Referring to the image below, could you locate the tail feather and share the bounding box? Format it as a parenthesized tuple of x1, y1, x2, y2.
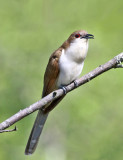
(25, 110, 48, 155)
(25, 95, 65, 155)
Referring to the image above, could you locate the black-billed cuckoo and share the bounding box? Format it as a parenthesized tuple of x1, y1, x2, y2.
(25, 30, 94, 155)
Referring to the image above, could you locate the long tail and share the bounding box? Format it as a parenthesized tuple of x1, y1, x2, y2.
(25, 110, 48, 155)
(25, 95, 65, 155)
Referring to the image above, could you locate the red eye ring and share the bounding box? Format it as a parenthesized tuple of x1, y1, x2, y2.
(75, 34, 81, 38)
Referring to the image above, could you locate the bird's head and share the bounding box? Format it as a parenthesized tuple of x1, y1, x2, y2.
(68, 30, 94, 44)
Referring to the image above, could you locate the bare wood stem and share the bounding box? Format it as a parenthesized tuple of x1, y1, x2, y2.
(0, 126, 17, 133)
(0, 52, 123, 131)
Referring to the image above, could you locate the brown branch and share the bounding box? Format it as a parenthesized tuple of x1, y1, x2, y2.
(0, 52, 123, 131)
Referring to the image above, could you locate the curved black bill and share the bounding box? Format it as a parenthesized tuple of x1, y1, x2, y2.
(81, 34, 94, 39)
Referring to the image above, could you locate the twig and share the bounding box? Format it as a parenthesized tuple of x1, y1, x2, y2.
(0, 126, 17, 133)
(0, 52, 123, 131)
(115, 64, 123, 68)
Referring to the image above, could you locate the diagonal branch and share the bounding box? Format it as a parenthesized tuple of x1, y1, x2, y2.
(0, 52, 123, 131)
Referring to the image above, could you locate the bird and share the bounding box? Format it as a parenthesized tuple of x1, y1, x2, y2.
(25, 30, 94, 155)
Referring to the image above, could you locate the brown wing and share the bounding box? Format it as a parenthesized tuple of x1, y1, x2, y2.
(25, 49, 64, 155)
(42, 48, 62, 97)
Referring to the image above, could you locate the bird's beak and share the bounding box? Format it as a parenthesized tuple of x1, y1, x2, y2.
(82, 34, 94, 39)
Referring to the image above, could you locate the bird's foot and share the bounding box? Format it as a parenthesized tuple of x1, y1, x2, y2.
(59, 80, 79, 95)
(73, 80, 79, 87)
(60, 86, 67, 95)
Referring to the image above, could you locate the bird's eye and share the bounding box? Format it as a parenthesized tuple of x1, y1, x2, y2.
(75, 34, 81, 38)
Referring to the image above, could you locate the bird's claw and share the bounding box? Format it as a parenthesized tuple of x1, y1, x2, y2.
(60, 86, 67, 94)
(73, 80, 79, 87)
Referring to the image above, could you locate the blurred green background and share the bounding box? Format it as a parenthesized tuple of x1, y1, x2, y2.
(0, 0, 123, 160)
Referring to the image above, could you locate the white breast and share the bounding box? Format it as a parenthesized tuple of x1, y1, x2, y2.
(57, 39, 88, 87)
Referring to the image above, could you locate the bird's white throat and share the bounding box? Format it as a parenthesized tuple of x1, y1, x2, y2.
(57, 40, 89, 87)
(66, 39, 88, 62)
